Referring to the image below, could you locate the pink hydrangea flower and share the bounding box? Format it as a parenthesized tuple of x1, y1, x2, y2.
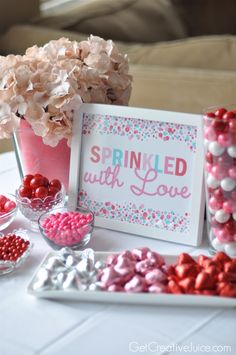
(0, 36, 132, 147)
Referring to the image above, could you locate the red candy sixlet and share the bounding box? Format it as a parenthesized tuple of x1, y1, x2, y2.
(0, 234, 30, 262)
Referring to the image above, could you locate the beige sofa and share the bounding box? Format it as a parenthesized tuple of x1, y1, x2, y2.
(1, 0, 236, 152)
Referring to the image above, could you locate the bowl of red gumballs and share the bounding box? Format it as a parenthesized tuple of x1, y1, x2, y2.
(0, 229, 33, 275)
(38, 206, 94, 250)
(0, 194, 17, 231)
(16, 173, 65, 231)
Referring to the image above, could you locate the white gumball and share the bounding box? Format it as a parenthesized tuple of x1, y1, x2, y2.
(208, 141, 225, 156)
(215, 209, 230, 223)
(227, 145, 236, 158)
(207, 174, 220, 189)
(204, 139, 209, 150)
(233, 212, 236, 221)
(224, 242, 236, 257)
(208, 206, 216, 215)
(211, 237, 225, 251)
(220, 177, 236, 191)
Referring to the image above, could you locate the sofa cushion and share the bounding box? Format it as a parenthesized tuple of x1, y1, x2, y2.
(120, 35, 236, 71)
(129, 64, 236, 113)
(36, 0, 186, 43)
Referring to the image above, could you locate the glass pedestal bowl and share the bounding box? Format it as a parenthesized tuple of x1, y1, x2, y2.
(38, 206, 94, 250)
(16, 187, 65, 231)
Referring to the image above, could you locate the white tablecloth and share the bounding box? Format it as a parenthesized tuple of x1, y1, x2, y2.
(0, 151, 235, 355)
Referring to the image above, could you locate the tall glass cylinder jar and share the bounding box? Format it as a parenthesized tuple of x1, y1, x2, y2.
(204, 105, 236, 257)
(12, 120, 71, 192)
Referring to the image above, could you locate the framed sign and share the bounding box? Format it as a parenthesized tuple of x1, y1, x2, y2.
(68, 104, 205, 246)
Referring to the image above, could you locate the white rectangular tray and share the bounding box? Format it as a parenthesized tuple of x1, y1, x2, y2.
(27, 252, 236, 307)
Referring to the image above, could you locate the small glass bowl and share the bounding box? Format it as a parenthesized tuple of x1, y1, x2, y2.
(15, 186, 65, 231)
(38, 206, 94, 250)
(0, 229, 33, 276)
(0, 194, 18, 231)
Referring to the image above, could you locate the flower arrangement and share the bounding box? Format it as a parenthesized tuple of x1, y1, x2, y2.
(0, 36, 132, 147)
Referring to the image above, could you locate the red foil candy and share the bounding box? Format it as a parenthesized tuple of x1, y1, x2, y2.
(100, 249, 236, 298)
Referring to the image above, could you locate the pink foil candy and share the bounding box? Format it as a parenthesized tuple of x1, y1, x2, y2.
(115, 256, 135, 272)
(106, 254, 118, 266)
(148, 283, 168, 293)
(145, 269, 167, 285)
(132, 247, 150, 261)
(100, 267, 121, 287)
(135, 259, 155, 275)
(107, 285, 124, 292)
(119, 250, 136, 261)
(146, 251, 165, 267)
(124, 275, 147, 292)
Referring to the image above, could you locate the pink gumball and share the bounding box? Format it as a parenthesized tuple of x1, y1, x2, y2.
(4, 200, 16, 212)
(215, 228, 233, 243)
(205, 162, 212, 173)
(222, 200, 236, 214)
(204, 126, 217, 141)
(209, 196, 222, 211)
(218, 133, 233, 147)
(211, 165, 227, 180)
(228, 166, 236, 179)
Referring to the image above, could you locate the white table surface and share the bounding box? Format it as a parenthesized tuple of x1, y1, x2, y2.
(0, 151, 235, 355)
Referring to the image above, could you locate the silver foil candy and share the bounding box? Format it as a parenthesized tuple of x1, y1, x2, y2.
(31, 248, 106, 292)
(32, 268, 56, 291)
(44, 256, 67, 273)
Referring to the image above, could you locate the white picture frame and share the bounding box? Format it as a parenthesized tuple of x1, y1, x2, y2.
(68, 103, 205, 246)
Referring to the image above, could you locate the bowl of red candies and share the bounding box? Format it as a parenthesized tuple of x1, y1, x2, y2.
(0, 229, 33, 275)
(0, 194, 17, 231)
(38, 206, 94, 250)
(16, 173, 65, 231)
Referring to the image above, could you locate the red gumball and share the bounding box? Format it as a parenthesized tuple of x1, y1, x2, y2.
(48, 186, 59, 197)
(19, 186, 32, 198)
(223, 111, 235, 121)
(205, 111, 216, 118)
(50, 179, 62, 191)
(229, 119, 236, 133)
(211, 119, 227, 132)
(30, 176, 44, 189)
(215, 108, 227, 118)
(41, 177, 49, 187)
(35, 186, 48, 199)
(23, 174, 34, 187)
